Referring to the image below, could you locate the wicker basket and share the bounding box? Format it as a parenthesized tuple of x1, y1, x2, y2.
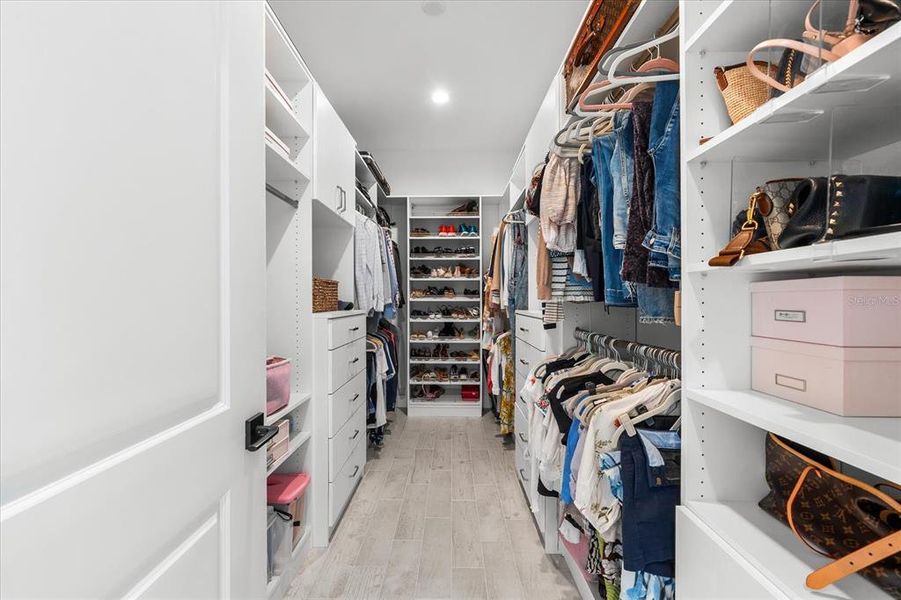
(312, 277, 338, 313)
(714, 61, 778, 125)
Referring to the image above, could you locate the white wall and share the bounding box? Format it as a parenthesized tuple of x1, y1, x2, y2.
(367, 148, 513, 197)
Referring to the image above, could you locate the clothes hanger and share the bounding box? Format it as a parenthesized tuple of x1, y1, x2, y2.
(578, 60, 679, 113)
(612, 384, 681, 445)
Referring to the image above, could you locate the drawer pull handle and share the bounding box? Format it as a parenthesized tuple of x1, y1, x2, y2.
(350, 429, 360, 440)
(350, 465, 360, 478)
(519, 468, 529, 482)
(519, 358, 528, 365)
(518, 433, 527, 443)
(518, 327, 529, 333)
(351, 357, 360, 364)
(351, 393, 360, 402)
(350, 326, 360, 332)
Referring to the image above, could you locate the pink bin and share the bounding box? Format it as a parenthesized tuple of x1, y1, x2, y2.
(267, 472, 310, 547)
(266, 356, 291, 416)
(751, 336, 901, 416)
(751, 276, 901, 347)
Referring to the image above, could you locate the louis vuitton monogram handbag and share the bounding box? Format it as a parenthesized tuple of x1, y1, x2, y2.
(759, 433, 901, 597)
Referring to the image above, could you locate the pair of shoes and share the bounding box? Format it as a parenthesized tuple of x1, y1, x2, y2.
(438, 225, 460, 237)
(411, 228, 431, 237)
(448, 200, 479, 216)
(410, 265, 431, 278)
(457, 224, 478, 236)
(463, 288, 479, 297)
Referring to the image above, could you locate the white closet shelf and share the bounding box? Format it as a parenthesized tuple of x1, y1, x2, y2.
(354, 151, 386, 198)
(682, 501, 882, 600)
(266, 140, 309, 187)
(410, 297, 480, 302)
(355, 188, 376, 213)
(410, 256, 480, 261)
(685, 232, 901, 274)
(265, 8, 310, 98)
(411, 277, 481, 282)
(686, 389, 901, 483)
(265, 392, 312, 425)
(266, 431, 312, 477)
(685, 0, 810, 54)
(409, 236, 479, 240)
(265, 79, 308, 141)
(410, 318, 480, 323)
(409, 359, 480, 365)
(687, 25, 901, 163)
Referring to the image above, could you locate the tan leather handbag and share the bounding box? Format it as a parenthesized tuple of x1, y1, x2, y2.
(760, 433, 901, 596)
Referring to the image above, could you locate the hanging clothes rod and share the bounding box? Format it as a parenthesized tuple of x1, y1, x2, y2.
(573, 327, 681, 376)
(265, 183, 299, 209)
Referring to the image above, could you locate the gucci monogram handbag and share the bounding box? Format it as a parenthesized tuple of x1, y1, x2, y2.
(759, 433, 901, 596)
(708, 178, 804, 266)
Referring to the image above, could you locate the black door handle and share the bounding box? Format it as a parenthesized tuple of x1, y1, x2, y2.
(245, 413, 279, 451)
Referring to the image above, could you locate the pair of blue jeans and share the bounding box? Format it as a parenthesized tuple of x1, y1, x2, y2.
(507, 218, 528, 328)
(611, 111, 635, 250)
(643, 81, 681, 282)
(593, 134, 635, 306)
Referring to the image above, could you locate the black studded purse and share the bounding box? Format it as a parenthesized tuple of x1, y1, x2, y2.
(778, 175, 901, 249)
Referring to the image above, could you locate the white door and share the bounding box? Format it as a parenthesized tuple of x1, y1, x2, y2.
(313, 83, 356, 224)
(0, 2, 266, 598)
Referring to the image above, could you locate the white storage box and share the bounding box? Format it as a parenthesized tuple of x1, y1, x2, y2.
(751, 336, 901, 416)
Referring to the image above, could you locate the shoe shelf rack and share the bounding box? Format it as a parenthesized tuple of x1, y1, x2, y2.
(406, 196, 484, 417)
(679, 3, 900, 599)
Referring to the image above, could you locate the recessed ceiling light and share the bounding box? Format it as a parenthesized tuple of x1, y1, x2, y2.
(431, 89, 450, 105)
(421, 1, 446, 16)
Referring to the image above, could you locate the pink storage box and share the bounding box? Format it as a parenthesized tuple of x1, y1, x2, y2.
(751, 336, 901, 416)
(267, 473, 310, 547)
(266, 419, 290, 468)
(751, 276, 901, 347)
(266, 356, 292, 415)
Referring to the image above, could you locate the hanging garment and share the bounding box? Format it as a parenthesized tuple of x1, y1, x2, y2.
(576, 155, 605, 301)
(496, 332, 515, 435)
(592, 134, 635, 307)
(541, 153, 580, 253)
(623, 100, 676, 324)
(643, 81, 681, 283)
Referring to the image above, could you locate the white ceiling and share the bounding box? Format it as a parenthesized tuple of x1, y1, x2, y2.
(270, 0, 587, 195)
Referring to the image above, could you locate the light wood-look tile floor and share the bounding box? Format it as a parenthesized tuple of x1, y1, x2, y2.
(287, 410, 579, 600)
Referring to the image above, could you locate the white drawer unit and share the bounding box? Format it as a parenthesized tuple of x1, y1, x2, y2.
(326, 313, 366, 350)
(515, 336, 544, 380)
(328, 435, 365, 526)
(514, 312, 545, 352)
(327, 336, 366, 393)
(514, 400, 529, 446)
(328, 403, 365, 481)
(311, 311, 367, 547)
(328, 369, 365, 437)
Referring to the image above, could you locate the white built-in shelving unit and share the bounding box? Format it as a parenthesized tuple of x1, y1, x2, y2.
(678, 2, 901, 598)
(406, 196, 485, 417)
(263, 5, 315, 599)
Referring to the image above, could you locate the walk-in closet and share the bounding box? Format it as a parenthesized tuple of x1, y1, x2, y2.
(2, 1, 900, 599)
